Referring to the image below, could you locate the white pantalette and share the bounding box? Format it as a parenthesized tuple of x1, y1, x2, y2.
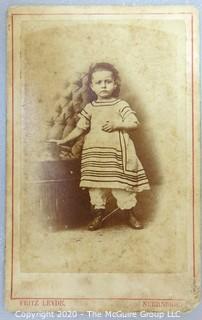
(89, 188, 137, 210)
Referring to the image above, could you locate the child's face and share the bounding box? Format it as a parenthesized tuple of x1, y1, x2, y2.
(90, 70, 117, 100)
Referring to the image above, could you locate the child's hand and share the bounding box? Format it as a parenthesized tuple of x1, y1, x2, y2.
(59, 147, 72, 160)
(102, 120, 118, 132)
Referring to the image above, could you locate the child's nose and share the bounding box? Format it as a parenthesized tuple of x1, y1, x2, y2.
(101, 81, 106, 88)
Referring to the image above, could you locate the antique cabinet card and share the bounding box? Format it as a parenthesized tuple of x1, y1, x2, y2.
(6, 5, 200, 313)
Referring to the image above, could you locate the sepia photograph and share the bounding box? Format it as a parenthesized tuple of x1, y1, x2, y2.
(5, 5, 200, 312)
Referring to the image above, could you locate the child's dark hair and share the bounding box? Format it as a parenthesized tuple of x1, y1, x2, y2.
(87, 62, 121, 101)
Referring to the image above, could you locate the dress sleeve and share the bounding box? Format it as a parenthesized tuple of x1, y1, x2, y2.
(119, 102, 140, 124)
(76, 104, 92, 131)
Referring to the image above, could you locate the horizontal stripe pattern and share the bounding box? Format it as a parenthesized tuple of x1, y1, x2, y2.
(80, 146, 150, 191)
(81, 171, 148, 183)
(80, 177, 150, 189)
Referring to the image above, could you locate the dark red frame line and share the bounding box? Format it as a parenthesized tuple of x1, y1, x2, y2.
(191, 14, 196, 280)
(11, 297, 185, 301)
(11, 12, 192, 15)
(11, 13, 15, 300)
(10, 12, 195, 301)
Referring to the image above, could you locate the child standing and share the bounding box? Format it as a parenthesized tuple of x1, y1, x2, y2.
(50, 62, 150, 230)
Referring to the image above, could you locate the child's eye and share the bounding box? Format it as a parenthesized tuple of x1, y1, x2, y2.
(106, 80, 112, 84)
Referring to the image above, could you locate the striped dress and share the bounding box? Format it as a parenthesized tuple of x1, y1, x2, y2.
(77, 98, 150, 192)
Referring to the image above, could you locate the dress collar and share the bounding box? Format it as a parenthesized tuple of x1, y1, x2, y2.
(91, 98, 121, 107)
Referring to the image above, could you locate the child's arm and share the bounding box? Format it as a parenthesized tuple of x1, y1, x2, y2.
(102, 118, 138, 133)
(49, 127, 85, 145)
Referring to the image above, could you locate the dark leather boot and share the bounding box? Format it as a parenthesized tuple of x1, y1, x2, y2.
(88, 209, 105, 231)
(125, 208, 143, 229)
